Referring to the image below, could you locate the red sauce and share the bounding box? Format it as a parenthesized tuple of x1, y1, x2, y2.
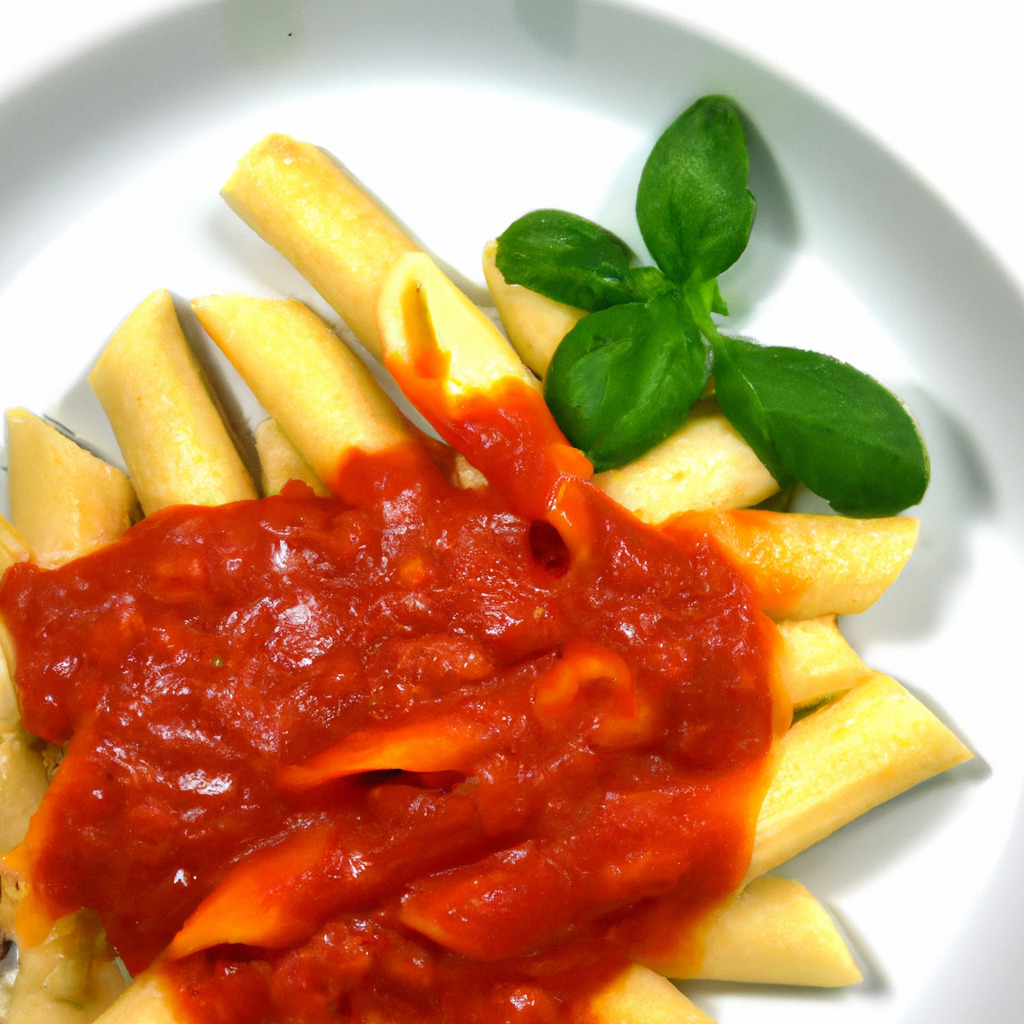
(0, 439, 782, 1024)
(380, 347, 593, 521)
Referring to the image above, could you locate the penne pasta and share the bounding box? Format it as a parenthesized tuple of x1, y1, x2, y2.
(747, 671, 973, 880)
(92, 969, 182, 1024)
(481, 238, 585, 377)
(0, 629, 22, 734)
(0, 514, 31, 573)
(685, 875, 862, 987)
(0, 724, 49, 855)
(253, 417, 331, 497)
(587, 963, 716, 1024)
(377, 251, 591, 517)
(592, 398, 780, 520)
(221, 133, 420, 359)
(674, 509, 920, 620)
(89, 289, 257, 514)
(773, 615, 872, 707)
(192, 293, 415, 496)
(379, 250, 543, 404)
(0, 899, 124, 1024)
(5, 408, 139, 568)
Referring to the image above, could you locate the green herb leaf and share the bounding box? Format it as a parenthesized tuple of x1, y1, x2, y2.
(706, 335, 793, 487)
(712, 335, 930, 516)
(494, 92, 930, 514)
(544, 293, 711, 472)
(636, 96, 755, 296)
(495, 209, 671, 312)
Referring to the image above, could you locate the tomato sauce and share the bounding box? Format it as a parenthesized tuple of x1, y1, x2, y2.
(0, 441, 782, 1024)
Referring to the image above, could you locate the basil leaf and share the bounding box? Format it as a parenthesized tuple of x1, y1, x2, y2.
(707, 335, 793, 486)
(496, 209, 669, 312)
(713, 335, 930, 517)
(545, 293, 711, 472)
(636, 95, 755, 292)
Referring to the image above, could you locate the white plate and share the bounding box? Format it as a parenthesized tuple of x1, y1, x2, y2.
(2, 2, 1023, 1023)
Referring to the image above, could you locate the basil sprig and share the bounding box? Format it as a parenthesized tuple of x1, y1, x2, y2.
(494, 94, 929, 517)
(545, 292, 710, 471)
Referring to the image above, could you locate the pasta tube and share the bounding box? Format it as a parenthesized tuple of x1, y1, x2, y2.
(679, 876, 862, 987)
(91, 969, 181, 1024)
(5, 408, 139, 568)
(587, 964, 716, 1024)
(377, 251, 590, 518)
(192, 294, 417, 496)
(481, 238, 585, 376)
(676, 509, 920, 619)
(88, 289, 257, 514)
(0, 899, 124, 1024)
(253, 418, 331, 497)
(747, 671, 973, 879)
(221, 133, 419, 358)
(592, 398, 781, 520)
(0, 724, 49, 855)
(773, 615, 872, 707)
(0, 514, 31, 573)
(379, 251, 543, 403)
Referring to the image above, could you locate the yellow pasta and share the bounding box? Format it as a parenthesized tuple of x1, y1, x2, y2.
(221, 134, 420, 358)
(89, 289, 257, 514)
(677, 509, 920, 620)
(586, 964, 716, 1024)
(5, 408, 139, 568)
(592, 398, 781, 520)
(686, 876, 862, 987)
(192, 293, 414, 492)
(0, 899, 124, 1024)
(376, 251, 592, 518)
(378, 250, 543, 403)
(253, 418, 331, 497)
(747, 671, 972, 880)
(773, 615, 872, 707)
(0, 514, 31, 572)
(0, 728, 49, 855)
(92, 970, 180, 1024)
(481, 238, 586, 376)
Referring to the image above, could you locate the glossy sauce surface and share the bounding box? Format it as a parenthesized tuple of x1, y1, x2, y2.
(1, 446, 780, 1024)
